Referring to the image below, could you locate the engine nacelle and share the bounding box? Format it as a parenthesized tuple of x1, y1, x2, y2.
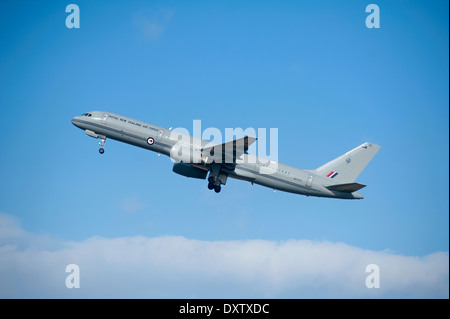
(170, 144, 203, 164)
(172, 163, 208, 179)
(85, 129, 101, 139)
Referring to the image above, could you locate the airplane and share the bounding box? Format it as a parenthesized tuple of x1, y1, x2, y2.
(72, 111, 380, 199)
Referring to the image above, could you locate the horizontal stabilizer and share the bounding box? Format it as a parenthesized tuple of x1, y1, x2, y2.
(326, 183, 366, 193)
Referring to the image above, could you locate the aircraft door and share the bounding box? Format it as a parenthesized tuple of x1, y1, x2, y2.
(157, 129, 173, 144)
(101, 113, 109, 125)
(306, 175, 313, 187)
(157, 130, 164, 141)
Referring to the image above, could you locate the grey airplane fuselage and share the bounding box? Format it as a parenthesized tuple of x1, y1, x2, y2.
(72, 111, 364, 199)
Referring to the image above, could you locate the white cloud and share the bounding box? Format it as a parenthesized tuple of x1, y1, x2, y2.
(133, 9, 173, 40)
(0, 213, 448, 298)
(120, 194, 146, 214)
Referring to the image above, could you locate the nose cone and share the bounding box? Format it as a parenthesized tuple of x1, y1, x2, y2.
(71, 116, 82, 128)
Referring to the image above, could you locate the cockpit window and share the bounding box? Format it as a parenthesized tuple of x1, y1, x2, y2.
(81, 113, 93, 117)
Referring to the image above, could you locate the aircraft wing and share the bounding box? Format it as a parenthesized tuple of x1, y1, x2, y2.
(202, 136, 257, 162)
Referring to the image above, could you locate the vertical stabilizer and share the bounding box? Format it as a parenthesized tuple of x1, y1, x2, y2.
(313, 142, 380, 183)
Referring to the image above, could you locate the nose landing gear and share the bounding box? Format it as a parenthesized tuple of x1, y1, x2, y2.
(99, 137, 106, 154)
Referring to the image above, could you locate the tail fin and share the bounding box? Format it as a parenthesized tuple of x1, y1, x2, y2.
(312, 142, 380, 183)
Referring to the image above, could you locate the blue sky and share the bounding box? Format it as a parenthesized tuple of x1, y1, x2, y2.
(0, 1, 448, 298)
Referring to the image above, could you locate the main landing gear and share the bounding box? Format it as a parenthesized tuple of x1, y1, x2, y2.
(207, 179, 221, 193)
(99, 137, 106, 154)
(207, 165, 227, 193)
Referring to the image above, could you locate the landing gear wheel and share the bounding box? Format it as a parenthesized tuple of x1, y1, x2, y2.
(98, 136, 106, 154)
(214, 185, 221, 193)
(208, 182, 215, 190)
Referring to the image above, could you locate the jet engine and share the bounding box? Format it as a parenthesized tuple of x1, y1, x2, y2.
(172, 163, 208, 179)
